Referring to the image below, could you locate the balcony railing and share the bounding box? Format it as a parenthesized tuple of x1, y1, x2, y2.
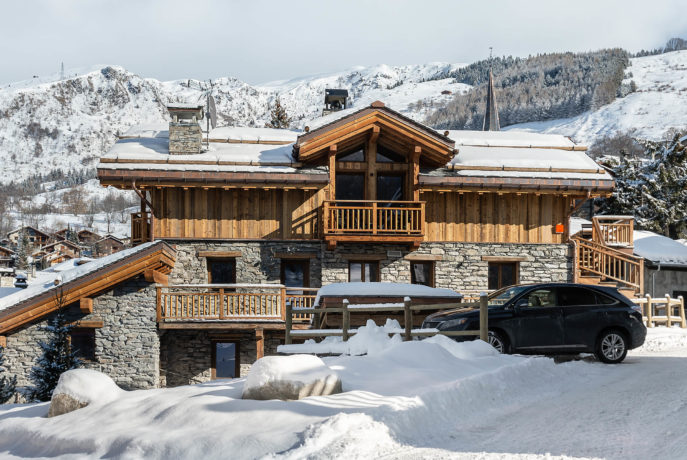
(592, 215, 634, 247)
(323, 200, 425, 244)
(131, 212, 151, 245)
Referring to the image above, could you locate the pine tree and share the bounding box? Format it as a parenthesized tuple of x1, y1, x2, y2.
(24, 290, 81, 402)
(265, 97, 291, 129)
(0, 346, 17, 404)
(15, 229, 29, 271)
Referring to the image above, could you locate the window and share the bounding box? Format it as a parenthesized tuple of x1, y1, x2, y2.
(410, 261, 434, 287)
(376, 145, 404, 163)
(488, 262, 518, 290)
(524, 288, 557, 307)
(212, 341, 239, 379)
(349, 261, 378, 282)
(338, 147, 365, 162)
(376, 174, 404, 201)
(558, 287, 598, 306)
(70, 329, 96, 361)
(335, 173, 365, 200)
(281, 259, 309, 295)
(207, 258, 236, 284)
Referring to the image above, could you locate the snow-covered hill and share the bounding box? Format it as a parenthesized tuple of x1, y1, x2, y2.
(508, 50, 687, 143)
(0, 63, 468, 185)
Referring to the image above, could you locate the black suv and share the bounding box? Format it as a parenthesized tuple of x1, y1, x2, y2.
(422, 283, 646, 364)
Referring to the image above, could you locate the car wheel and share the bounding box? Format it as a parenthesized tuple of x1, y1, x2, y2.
(595, 330, 628, 364)
(488, 330, 508, 354)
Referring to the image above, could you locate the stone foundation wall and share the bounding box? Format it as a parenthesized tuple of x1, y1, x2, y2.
(159, 329, 283, 387)
(3, 275, 160, 398)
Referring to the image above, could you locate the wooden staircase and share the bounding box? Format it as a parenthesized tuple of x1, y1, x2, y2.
(573, 216, 644, 297)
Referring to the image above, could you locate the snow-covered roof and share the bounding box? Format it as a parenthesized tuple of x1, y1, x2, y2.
(121, 124, 300, 144)
(447, 130, 576, 149)
(314, 282, 462, 306)
(634, 231, 687, 267)
(0, 243, 157, 312)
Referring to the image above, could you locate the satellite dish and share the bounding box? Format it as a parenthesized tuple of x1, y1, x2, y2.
(207, 95, 218, 129)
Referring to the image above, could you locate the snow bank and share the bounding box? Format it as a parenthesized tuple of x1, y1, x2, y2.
(314, 282, 462, 306)
(633, 230, 687, 266)
(52, 369, 123, 405)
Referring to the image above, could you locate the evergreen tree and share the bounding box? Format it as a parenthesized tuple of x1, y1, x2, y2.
(15, 229, 29, 271)
(0, 346, 17, 404)
(265, 97, 291, 129)
(24, 290, 81, 402)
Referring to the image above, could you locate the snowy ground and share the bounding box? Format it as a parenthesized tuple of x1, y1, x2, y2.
(0, 327, 685, 459)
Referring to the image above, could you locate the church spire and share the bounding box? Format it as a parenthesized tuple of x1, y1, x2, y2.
(483, 48, 500, 131)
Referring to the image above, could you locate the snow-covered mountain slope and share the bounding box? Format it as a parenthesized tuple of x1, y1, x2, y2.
(0, 63, 468, 185)
(507, 50, 687, 144)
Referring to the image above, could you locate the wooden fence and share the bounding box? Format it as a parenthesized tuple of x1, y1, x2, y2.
(632, 295, 686, 328)
(284, 294, 488, 344)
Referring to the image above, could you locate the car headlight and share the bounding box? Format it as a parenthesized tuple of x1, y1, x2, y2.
(438, 318, 468, 330)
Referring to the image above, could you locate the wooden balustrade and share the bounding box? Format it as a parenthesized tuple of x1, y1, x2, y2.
(575, 237, 644, 293)
(323, 200, 425, 246)
(157, 284, 288, 321)
(286, 288, 318, 323)
(592, 215, 634, 247)
(131, 212, 150, 245)
(632, 295, 686, 328)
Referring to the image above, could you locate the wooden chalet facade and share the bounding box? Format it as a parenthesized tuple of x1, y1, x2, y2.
(0, 100, 617, 394)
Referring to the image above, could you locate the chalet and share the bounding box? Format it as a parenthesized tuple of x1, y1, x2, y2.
(0, 95, 627, 394)
(77, 229, 102, 245)
(0, 246, 15, 276)
(33, 240, 82, 268)
(6, 226, 51, 249)
(93, 235, 126, 257)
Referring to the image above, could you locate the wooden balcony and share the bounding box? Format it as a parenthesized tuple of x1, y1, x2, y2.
(131, 212, 151, 245)
(323, 200, 425, 248)
(592, 215, 634, 247)
(156, 284, 317, 327)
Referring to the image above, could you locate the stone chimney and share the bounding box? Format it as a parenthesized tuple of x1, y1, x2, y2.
(168, 104, 204, 155)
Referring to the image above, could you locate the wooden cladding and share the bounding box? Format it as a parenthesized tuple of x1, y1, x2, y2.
(422, 191, 572, 244)
(152, 187, 325, 240)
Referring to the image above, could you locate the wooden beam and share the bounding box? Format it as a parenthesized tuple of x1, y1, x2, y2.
(256, 328, 264, 360)
(0, 336, 5, 348)
(144, 269, 169, 285)
(197, 251, 243, 258)
(273, 252, 318, 259)
(412, 146, 421, 201)
(367, 128, 378, 200)
(158, 322, 288, 330)
(328, 145, 337, 199)
(79, 298, 93, 314)
(404, 254, 443, 261)
(481, 256, 529, 262)
(132, 180, 157, 216)
(339, 253, 386, 261)
(69, 320, 104, 328)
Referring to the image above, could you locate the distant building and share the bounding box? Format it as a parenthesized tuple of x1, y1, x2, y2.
(93, 235, 125, 257)
(6, 226, 51, 249)
(322, 89, 348, 116)
(0, 246, 15, 276)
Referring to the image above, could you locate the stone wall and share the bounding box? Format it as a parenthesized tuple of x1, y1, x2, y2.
(159, 329, 283, 386)
(3, 275, 160, 397)
(169, 241, 323, 286)
(169, 122, 202, 155)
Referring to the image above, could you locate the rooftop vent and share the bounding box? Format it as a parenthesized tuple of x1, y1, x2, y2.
(322, 89, 348, 116)
(168, 104, 204, 155)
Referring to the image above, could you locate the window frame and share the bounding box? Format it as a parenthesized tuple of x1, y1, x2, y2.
(348, 260, 380, 283)
(410, 260, 435, 287)
(69, 328, 96, 362)
(487, 261, 519, 290)
(207, 257, 237, 284)
(280, 258, 310, 293)
(211, 340, 240, 380)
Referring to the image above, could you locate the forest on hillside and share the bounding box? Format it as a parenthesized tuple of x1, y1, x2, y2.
(426, 49, 630, 130)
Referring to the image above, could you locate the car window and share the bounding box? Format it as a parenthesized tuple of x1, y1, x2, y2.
(524, 288, 557, 307)
(488, 285, 529, 306)
(558, 287, 597, 306)
(595, 291, 618, 305)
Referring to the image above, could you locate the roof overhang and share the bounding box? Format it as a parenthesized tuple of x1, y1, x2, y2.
(0, 241, 176, 335)
(419, 175, 614, 195)
(294, 103, 456, 167)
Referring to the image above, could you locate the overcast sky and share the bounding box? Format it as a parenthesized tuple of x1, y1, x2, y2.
(2, 0, 686, 86)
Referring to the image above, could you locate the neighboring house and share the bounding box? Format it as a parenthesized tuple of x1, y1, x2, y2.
(6, 226, 51, 249)
(0, 246, 15, 276)
(77, 229, 102, 246)
(1, 96, 617, 392)
(34, 240, 82, 268)
(634, 231, 687, 298)
(93, 235, 125, 257)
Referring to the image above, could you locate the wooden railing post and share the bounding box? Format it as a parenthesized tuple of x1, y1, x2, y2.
(280, 286, 286, 321)
(156, 286, 162, 322)
(404, 297, 412, 341)
(646, 294, 653, 327)
(666, 294, 672, 327)
(679, 296, 686, 328)
(372, 202, 378, 235)
(479, 292, 488, 343)
(285, 300, 292, 345)
(219, 288, 225, 319)
(342, 299, 350, 341)
(323, 201, 330, 235)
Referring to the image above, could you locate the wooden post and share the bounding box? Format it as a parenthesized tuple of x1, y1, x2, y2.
(479, 292, 488, 343)
(367, 127, 378, 200)
(342, 299, 350, 342)
(412, 146, 421, 202)
(646, 294, 653, 327)
(156, 286, 162, 322)
(372, 202, 378, 234)
(285, 300, 292, 345)
(280, 286, 286, 321)
(219, 288, 225, 319)
(666, 294, 672, 327)
(679, 296, 686, 329)
(256, 328, 264, 360)
(328, 145, 337, 199)
(403, 297, 412, 341)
